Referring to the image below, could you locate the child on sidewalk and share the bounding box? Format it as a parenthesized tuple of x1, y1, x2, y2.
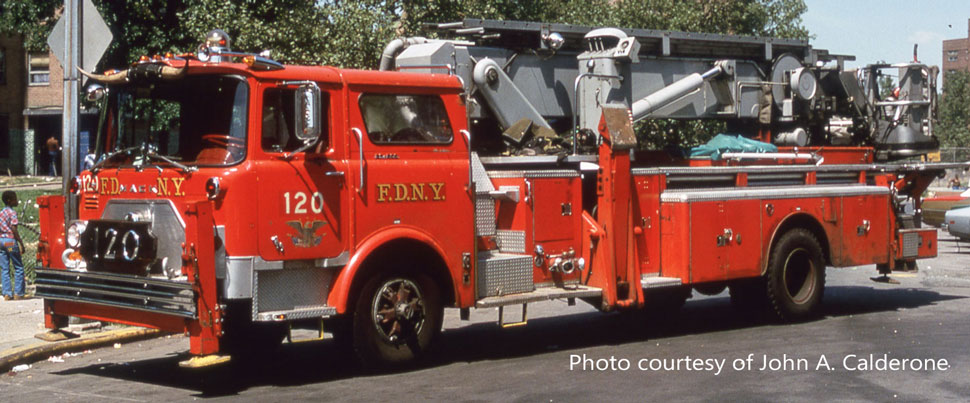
(1, 191, 26, 300)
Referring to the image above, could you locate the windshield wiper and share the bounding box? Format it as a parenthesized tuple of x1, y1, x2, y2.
(89, 146, 141, 174)
(144, 150, 197, 174)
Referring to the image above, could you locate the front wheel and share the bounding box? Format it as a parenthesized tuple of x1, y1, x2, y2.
(353, 273, 443, 369)
(766, 229, 825, 321)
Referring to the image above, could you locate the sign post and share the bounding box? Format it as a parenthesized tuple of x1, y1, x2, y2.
(48, 0, 112, 223)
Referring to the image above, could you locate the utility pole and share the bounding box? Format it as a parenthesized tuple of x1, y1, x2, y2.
(61, 0, 80, 222)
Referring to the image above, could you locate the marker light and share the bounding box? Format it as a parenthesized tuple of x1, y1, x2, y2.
(205, 177, 223, 200)
(69, 176, 81, 195)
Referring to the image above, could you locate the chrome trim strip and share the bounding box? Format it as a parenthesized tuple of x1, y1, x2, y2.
(252, 250, 351, 271)
(487, 170, 580, 179)
(633, 161, 970, 176)
(661, 185, 890, 203)
(103, 198, 186, 228)
(214, 225, 226, 279)
(225, 256, 254, 299)
(479, 155, 598, 165)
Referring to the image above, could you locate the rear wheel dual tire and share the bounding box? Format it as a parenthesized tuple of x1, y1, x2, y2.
(765, 229, 825, 321)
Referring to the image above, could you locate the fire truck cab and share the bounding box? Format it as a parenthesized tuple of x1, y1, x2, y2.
(36, 33, 479, 365)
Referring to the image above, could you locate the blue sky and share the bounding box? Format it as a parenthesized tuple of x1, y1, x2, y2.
(803, 0, 970, 71)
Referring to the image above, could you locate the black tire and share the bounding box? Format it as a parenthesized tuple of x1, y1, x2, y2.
(352, 272, 443, 369)
(765, 228, 825, 321)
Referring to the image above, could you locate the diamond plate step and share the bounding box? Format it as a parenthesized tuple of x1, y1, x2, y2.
(496, 230, 526, 253)
(472, 152, 498, 236)
(640, 275, 683, 289)
(476, 285, 602, 308)
(471, 152, 495, 193)
(477, 251, 534, 298)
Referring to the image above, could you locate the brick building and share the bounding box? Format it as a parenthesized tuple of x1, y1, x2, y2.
(0, 33, 97, 175)
(943, 18, 970, 90)
(0, 34, 27, 174)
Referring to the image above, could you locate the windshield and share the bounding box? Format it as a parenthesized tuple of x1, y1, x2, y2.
(94, 74, 248, 169)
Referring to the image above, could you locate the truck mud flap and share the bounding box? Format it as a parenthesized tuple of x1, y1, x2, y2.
(34, 268, 197, 318)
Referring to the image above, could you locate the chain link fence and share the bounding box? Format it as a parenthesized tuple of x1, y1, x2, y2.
(929, 148, 970, 189)
(935, 148, 970, 163)
(19, 222, 40, 283)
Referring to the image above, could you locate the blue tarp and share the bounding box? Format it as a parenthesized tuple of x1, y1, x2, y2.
(689, 134, 778, 160)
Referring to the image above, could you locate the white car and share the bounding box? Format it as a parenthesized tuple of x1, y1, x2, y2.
(944, 206, 970, 241)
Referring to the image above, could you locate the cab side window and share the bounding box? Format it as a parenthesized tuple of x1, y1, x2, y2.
(359, 94, 453, 144)
(262, 87, 330, 152)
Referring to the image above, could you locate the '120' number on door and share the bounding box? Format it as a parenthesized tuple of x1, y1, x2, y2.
(284, 192, 324, 214)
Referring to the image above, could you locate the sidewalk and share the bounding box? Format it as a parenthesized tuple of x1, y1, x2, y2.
(0, 296, 46, 352)
(0, 295, 164, 372)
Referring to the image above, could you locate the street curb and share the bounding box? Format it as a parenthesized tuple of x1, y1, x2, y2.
(0, 182, 62, 191)
(0, 328, 166, 373)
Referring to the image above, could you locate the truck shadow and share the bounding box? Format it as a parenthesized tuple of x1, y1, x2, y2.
(53, 285, 963, 397)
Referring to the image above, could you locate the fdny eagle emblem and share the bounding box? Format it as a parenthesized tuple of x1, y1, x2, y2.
(286, 220, 326, 248)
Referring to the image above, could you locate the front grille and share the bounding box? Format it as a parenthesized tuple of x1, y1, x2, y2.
(101, 199, 184, 277)
(34, 268, 196, 318)
(83, 195, 98, 210)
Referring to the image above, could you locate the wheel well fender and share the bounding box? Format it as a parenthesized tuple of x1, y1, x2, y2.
(763, 213, 831, 275)
(328, 227, 456, 314)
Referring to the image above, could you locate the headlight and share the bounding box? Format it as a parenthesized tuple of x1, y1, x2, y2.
(66, 220, 88, 248)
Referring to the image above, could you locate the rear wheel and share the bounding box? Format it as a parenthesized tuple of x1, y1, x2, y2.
(765, 229, 825, 320)
(352, 272, 443, 369)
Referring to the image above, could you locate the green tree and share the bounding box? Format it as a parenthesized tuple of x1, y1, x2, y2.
(5, 0, 810, 148)
(938, 71, 970, 147)
(0, 0, 61, 51)
(95, 0, 192, 70)
(4, 0, 810, 68)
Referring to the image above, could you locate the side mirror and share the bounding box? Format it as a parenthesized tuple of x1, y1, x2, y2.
(294, 82, 321, 143)
(85, 83, 107, 102)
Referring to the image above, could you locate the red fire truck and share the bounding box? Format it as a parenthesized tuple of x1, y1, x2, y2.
(34, 22, 963, 368)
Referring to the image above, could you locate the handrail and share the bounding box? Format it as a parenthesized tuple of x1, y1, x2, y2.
(395, 64, 455, 75)
(873, 99, 931, 107)
(461, 129, 473, 193)
(351, 128, 365, 193)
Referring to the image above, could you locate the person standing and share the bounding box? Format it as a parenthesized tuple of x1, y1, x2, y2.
(46, 135, 60, 176)
(0, 191, 26, 300)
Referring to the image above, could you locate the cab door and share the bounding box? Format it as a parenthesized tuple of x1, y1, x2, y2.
(348, 89, 474, 282)
(255, 85, 348, 261)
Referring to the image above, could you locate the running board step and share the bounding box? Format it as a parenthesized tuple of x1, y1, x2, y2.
(640, 276, 683, 289)
(476, 285, 602, 308)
